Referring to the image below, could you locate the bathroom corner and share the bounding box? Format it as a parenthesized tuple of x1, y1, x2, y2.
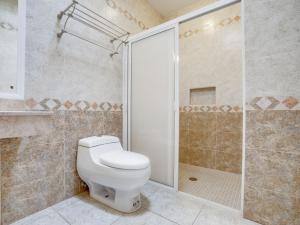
(243, 0, 300, 224)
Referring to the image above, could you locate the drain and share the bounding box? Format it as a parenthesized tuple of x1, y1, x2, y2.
(189, 177, 198, 181)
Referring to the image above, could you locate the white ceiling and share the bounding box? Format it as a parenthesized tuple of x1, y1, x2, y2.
(147, 0, 201, 17)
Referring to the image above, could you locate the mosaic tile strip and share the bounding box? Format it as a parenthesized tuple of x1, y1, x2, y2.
(180, 105, 242, 112)
(106, 0, 148, 31)
(179, 15, 241, 39)
(247, 96, 299, 111)
(25, 98, 122, 112)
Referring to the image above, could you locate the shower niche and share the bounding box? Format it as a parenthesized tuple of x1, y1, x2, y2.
(189, 87, 216, 105)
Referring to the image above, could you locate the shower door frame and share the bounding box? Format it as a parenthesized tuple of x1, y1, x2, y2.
(123, 0, 243, 211)
(124, 23, 180, 189)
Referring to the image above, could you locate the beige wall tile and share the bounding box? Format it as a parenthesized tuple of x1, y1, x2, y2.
(0, 111, 122, 224)
(179, 128, 189, 149)
(0, 138, 64, 224)
(179, 112, 242, 174)
(180, 112, 190, 130)
(245, 149, 300, 198)
(217, 131, 242, 154)
(246, 111, 299, 155)
(244, 186, 300, 225)
(217, 112, 243, 132)
(189, 130, 217, 151)
(216, 152, 242, 174)
(245, 110, 300, 224)
(188, 149, 216, 169)
(244, 0, 300, 58)
(179, 3, 242, 107)
(24, 0, 163, 104)
(0, 115, 53, 139)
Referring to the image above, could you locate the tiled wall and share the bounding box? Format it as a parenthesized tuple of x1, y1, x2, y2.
(0, 0, 163, 224)
(179, 110, 242, 174)
(164, 0, 216, 21)
(244, 108, 299, 225)
(244, 0, 300, 224)
(0, 110, 122, 225)
(179, 3, 242, 107)
(24, 0, 162, 104)
(178, 2, 243, 174)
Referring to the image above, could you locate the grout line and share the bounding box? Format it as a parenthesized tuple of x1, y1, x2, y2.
(54, 210, 72, 225)
(141, 182, 200, 225)
(140, 185, 181, 224)
(192, 208, 203, 225)
(149, 210, 181, 225)
(110, 215, 124, 225)
(48, 208, 72, 225)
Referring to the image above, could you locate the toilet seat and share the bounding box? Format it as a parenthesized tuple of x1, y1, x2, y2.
(99, 151, 150, 170)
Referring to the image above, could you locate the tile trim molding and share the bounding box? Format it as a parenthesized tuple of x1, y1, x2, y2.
(180, 105, 242, 112)
(247, 96, 299, 111)
(25, 98, 122, 112)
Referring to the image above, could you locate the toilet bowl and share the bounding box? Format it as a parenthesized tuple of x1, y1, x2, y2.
(77, 136, 151, 213)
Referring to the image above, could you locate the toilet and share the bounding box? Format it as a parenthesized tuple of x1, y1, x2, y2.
(77, 135, 151, 213)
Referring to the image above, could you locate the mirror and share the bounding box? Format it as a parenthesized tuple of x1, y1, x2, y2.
(0, 0, 25, 99)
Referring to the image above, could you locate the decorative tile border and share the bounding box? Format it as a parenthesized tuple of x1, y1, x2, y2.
(105, 0, 240, 36)
(24, 96, 298, 112)
(247, 96, 299, 111)
(180, 105, 242, 112)
(25, 98, 122, 112)
(179, 15, 241, 39)
(106, 0, 148, 31)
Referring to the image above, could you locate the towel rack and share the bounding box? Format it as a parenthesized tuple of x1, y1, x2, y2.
(57, 0, 130, 57)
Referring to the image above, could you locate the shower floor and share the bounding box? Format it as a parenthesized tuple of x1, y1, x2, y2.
(179, 163, 241, 209)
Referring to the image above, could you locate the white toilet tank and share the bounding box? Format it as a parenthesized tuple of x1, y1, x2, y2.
(78, 136, 123, 168)
(79, 135, 122, 152)
(79, 136, 120, 148)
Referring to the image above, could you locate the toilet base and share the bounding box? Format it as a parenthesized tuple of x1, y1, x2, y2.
(89, 182, 142, 213)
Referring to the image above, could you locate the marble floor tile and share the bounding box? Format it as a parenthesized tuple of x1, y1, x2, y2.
(10, 208, 69, 225)
(52, 195, 121, 225)
(194, 205, 260, 225)
(141, 181, 164, 197)
(52, 192, 90, 211)
(144, 188, 205, 225)
(10, 182, 262, 225)
(112, 207, 177, 225)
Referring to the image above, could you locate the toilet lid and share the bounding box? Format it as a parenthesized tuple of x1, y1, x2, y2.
(99, 151, 150, 170)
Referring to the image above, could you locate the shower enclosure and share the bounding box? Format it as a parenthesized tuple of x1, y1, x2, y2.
(124, 0, 243, 210)
(178, 3, 243, 209)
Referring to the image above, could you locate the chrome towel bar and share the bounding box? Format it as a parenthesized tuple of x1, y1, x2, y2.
(57, 0, 130, 57)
